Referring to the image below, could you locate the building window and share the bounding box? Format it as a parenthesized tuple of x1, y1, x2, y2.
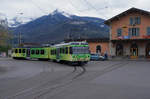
(128, 28, 140, 37)
(147, 27, 150, 36)
(130, 17, 133, 25)
(130, 17, 141, 25)
(117, 28, 122, 37)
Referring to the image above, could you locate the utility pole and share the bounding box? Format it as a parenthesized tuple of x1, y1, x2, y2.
(18, 32, 21, 47)
(17, 12, 23, 47)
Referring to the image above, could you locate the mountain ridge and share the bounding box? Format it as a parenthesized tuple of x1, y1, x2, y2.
(11, 10, 109, 44)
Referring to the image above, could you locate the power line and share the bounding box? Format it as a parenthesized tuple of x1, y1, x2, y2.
(30, 0, 48, 15)
(82, 0, 108, 18)
(68, 0, 91, 12)
(68, 0, 108, 18)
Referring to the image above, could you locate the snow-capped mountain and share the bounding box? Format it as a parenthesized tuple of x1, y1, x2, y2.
(11, 9, 109, 44)
(8, 16, 35, 27)
(8, 9, 72, 27)
(51, 9, 72, 18)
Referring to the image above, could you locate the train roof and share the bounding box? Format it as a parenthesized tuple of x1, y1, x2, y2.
(13, 42, 88, 49)
(53, 42, 88, 47)
(13, 46, 51, 48)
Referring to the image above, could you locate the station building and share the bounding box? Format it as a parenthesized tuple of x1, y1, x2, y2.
(105, 7, 150, 59)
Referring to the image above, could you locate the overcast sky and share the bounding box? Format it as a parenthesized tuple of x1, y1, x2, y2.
(0, 0, 150, 21)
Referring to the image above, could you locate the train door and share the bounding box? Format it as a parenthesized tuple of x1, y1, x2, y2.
(146, 44, 150, 58)
(56, 48, 60, 62)
(26, 48, 31, 58)
(130, 44, 138, 59)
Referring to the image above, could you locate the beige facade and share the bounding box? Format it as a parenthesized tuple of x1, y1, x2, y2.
(105, 8, 150, 59)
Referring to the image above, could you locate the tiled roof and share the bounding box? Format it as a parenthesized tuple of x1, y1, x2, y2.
(105, 7, 150, 25)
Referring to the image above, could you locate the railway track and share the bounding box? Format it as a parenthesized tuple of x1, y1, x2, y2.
(83, 61, 129, 82)
(5, 66, 86, 99)
(4, 61, 128, 99)
(33, 62, 128, 99)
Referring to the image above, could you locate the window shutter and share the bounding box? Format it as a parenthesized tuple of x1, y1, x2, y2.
(147, 27, 150, 36)
(128, 28, 131, 37)
(136, 28, 140, 36)
(117, 28, 122, 37)
(130, 17, 133, 25)
(149, 27, 150, 35)
(138, 17, 141, 24)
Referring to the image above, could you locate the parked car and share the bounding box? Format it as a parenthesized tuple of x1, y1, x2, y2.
(90, 53, 105, 61)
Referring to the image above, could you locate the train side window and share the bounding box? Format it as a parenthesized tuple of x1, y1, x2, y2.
(62, 48, 64, 54)
(51, 50, 53, 55)
(66, 47, 68, 54)
(41, 50, 45, 55)
(36, 50, 39, 55)
(52, 50, 54, 55)
(15, 49, 18, 53)
(54, 50, 56, 55)
(19, 49, 21, 53)
(53, 50, 54, 55)
(22, 49, 26, 53)
(69, 47, 73, 54)
(53, 50, 55, 55)
(60, 48, 62, 54)
(31, 50, 35, 54)
(61, 48, 63, 54)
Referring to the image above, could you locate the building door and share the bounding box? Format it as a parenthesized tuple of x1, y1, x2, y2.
(96, 45, 101, 54)
(130, 44, 138, 59)
(146, 44, 150, 58)
(116, 44, 123, 56)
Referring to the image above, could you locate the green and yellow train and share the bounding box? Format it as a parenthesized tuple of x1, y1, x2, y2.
(12, 42, 90, 65)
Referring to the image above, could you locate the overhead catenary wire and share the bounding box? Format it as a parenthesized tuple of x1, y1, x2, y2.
(67, 0, 109, 38)
(82, 0, 108, 18)
(68, 0, 91, 12)
(69, 0, 108, 13)
(30, 0, 48, 15)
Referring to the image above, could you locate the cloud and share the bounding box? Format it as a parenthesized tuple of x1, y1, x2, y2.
(0, 0, 150, 21)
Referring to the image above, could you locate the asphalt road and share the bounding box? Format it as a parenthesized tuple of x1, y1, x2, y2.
(0, 58, 150, 99)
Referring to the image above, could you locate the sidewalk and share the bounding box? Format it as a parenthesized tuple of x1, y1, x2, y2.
(108, 56, 150, 61)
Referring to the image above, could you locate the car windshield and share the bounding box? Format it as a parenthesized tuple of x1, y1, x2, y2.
(72, 47, 89, 54)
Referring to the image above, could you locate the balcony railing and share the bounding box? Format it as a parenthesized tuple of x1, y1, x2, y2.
(114, 35, 150, 40)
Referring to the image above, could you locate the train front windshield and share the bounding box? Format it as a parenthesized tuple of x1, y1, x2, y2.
(72, 47, 89, 54)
